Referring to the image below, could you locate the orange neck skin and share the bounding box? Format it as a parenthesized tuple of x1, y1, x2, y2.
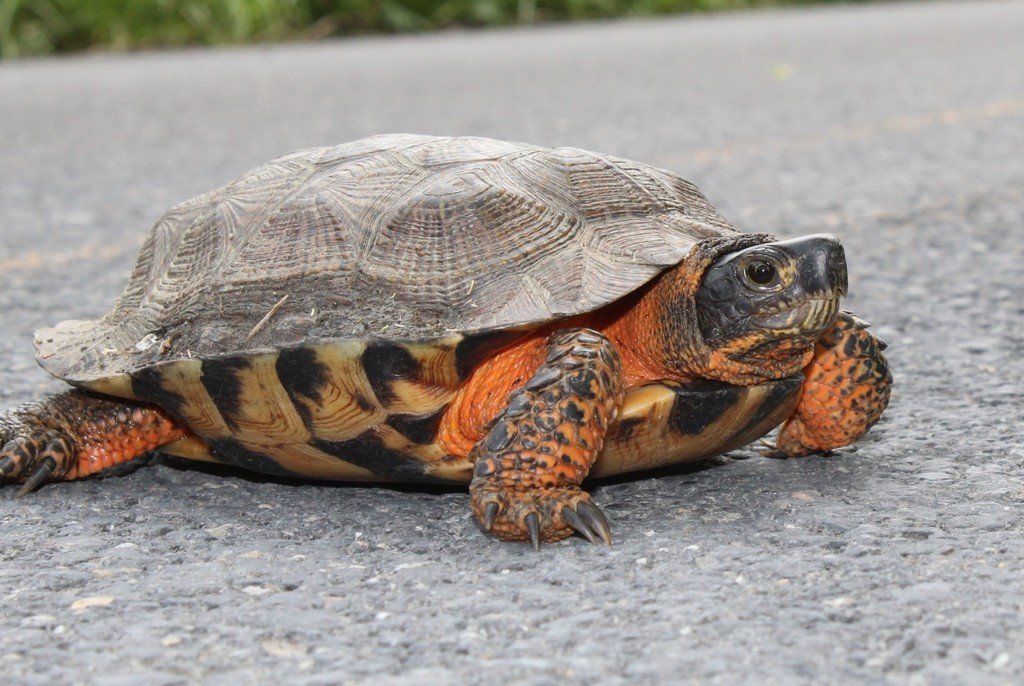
(438, 271, 696, 459)
(437, 259, 820, 459)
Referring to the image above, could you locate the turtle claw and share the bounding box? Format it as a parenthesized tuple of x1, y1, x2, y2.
(17, 457, 57, 497)
(0, 420, 73, 494)
(470, 485, 611, 547)
(483, 501, 500, 531)
(560, 505, 599, 545)
(574, 500, 612, 546)
(525, 512, 541, 551)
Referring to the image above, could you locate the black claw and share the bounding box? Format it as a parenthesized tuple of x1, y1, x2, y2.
(848, 313, 871, 329)
(576, 501, 612, 546)
(524, 512, 541, 551)
(0, 456, 15, 478)
(483, 501, 499, 531)
(16, 457, 56, 498)
(561, 506, 599, 545)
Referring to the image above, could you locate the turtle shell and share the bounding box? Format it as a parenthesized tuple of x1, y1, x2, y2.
(30, 135, 765, 483)
(35, 134, 736, 388)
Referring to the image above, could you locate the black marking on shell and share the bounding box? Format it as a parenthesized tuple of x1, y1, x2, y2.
(361, 342, 418, 406)
(208, 438, 296, 477)
(454, 330, 524, 381)
(735, 376, 803, 438)
(608, 416, 644, 443)
(276, 347, 330, 430)
(130, 366, 187, 417)
(353, 393, 376, 412)
(667, 381, 743, 436)
(199, 357, 251, 430)
(312, 434, 448, 483)
(276, 347, 328, 403)
(385, 407, 447, 445)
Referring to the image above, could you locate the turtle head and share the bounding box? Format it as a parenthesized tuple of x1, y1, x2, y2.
(693, 234, 847, 375)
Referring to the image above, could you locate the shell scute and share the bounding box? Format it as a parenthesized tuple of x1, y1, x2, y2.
(35, 134, 736, 391)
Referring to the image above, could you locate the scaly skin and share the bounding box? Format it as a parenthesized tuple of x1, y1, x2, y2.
(469, 329, 624, 548)
(0, 238, 892, 552)
(776, 312, 892, 456)
(0, 390, 186, 493)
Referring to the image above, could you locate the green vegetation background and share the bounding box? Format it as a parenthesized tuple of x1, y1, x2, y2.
(2, 0, 851, 58)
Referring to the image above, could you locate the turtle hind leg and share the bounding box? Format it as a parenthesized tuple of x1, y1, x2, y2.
(469, 328, 624, 549)
(0, 390, 187, 495)
(774, 311, 892, 457)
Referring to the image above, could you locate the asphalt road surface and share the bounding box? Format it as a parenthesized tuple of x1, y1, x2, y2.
(2, 1, 1023, 683)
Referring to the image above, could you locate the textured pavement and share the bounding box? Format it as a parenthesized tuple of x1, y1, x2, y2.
(2, 1, 1023, 683)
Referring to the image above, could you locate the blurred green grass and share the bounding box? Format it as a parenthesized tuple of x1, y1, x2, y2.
(1, 0, 845, 58)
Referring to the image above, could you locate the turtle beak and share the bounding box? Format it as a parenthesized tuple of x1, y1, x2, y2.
(826, 239, 849, 297)
(774, 234, 848, 298)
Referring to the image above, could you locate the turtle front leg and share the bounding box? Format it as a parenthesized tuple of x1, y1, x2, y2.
(469, 329, 624, 549)
(775, 312, 892, 457)
(1, 390, 187, 495)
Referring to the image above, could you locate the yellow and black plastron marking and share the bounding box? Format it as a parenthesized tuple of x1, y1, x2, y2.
(200, 353, 311, 444)
(132, 360, 234, 439)
(277, 341, 386, 442)
(127, 337, 477, 482)
(118, 326, 804, 485)
(595, 377, 801, 477)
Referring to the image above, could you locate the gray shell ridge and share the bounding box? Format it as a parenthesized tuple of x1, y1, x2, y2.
(34, 134, 737, 384)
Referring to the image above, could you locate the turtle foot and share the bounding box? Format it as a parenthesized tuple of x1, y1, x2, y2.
(471, 484, 612, 549)
(776, 311, 892, 456)
(1, 390, 188, 493)
(0, 417, 73, 496)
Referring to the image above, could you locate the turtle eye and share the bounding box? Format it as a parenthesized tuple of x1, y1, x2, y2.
(744, 259, 778, 287)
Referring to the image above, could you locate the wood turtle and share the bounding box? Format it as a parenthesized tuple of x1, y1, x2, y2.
(0, 134, 892, 548)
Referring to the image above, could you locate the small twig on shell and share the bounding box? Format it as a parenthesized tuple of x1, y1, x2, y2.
(247, 294, 289, 339)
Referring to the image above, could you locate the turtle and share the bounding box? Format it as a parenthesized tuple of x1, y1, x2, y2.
(0, 134, 891, 548)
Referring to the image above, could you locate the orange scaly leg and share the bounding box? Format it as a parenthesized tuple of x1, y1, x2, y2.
(775, 312, 892, 457)
(469, 328, 624, 549)
(0, 390, 187, 495)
